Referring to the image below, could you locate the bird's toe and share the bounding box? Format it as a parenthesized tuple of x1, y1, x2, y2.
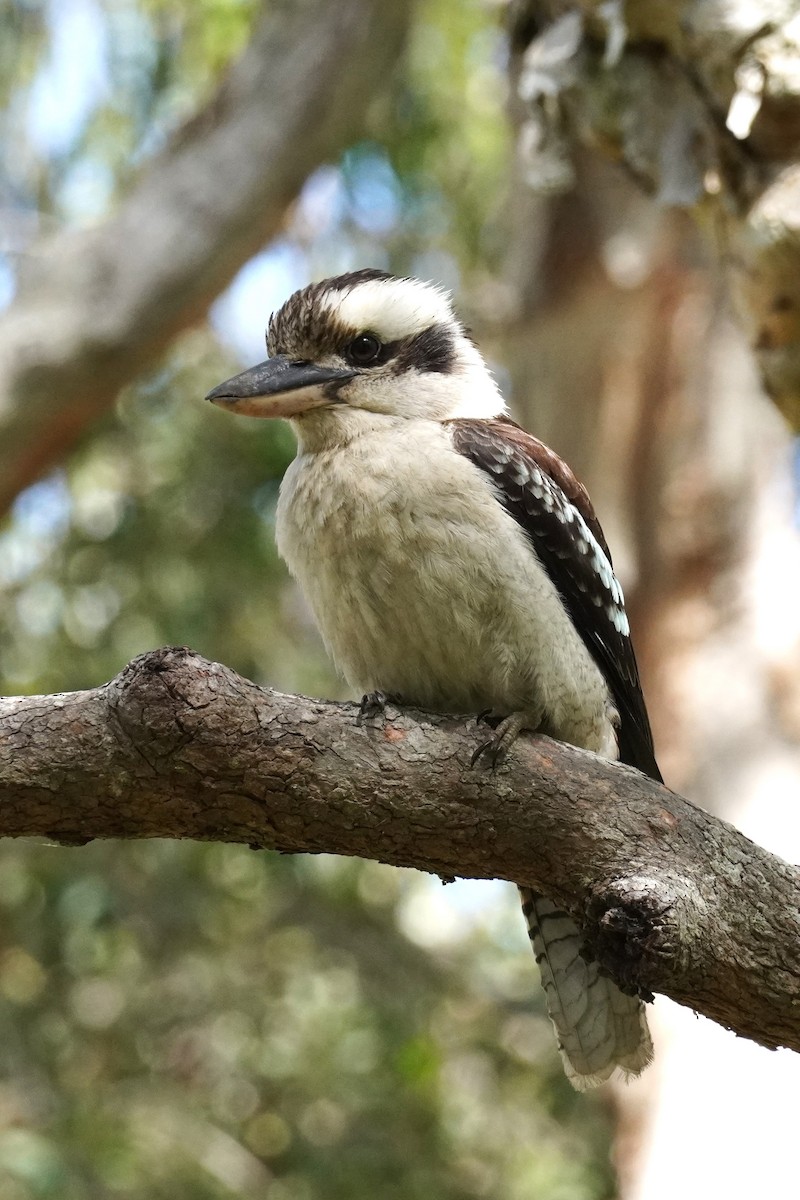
(470, 710, 541, 769)
(357, 691, 404, 725)
(358, 691, 387, 725)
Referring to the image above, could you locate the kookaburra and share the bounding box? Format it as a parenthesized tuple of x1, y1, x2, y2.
(207, 269, 660, 1089)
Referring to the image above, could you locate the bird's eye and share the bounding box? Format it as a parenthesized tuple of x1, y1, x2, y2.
(345, 333, 382, 366)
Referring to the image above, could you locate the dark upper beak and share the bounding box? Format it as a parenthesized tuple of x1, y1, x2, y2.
(205, 355, 356, 418)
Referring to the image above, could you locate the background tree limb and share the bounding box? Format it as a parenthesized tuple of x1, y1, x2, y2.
(2, 646, 798, 1057)
(0, 0, 412, 516)
(512, 0, 800, 424)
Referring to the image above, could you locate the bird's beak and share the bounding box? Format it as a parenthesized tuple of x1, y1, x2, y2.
(205, 356, 356, 418)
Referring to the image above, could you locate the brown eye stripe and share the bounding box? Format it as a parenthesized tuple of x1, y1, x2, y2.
(393, 325, 457, 375)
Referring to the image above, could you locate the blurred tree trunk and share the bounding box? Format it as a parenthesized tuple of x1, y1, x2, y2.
(499, 5, 800, 1193)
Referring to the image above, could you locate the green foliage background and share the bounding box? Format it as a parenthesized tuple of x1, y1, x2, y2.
(0, 2, 616, 1195)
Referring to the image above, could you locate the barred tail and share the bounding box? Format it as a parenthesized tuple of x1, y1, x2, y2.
(519, 888, 652, 1090)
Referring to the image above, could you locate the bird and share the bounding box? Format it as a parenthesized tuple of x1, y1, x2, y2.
(206, 268, 660, 1089)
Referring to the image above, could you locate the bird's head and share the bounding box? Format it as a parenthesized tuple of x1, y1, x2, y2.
(206, 270, 505, 446)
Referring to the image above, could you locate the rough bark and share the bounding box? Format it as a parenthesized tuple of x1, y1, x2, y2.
(2, 646, 798, 1057)
(0, 0, 412, 516)
(511, 0, 800, 425)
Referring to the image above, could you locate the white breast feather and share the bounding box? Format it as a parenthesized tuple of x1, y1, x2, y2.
(277, 420, 615, 754)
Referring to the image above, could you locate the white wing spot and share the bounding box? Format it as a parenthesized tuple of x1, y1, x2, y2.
(607, 606, 631, 635)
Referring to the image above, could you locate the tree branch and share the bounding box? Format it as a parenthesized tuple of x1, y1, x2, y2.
(2, 646, 798, 1057)
(0, 0, 412, 514)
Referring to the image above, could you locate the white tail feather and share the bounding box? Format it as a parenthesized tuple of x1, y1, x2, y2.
(519, 888, 653, 1089)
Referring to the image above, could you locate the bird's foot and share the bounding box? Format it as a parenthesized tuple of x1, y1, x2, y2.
(471, 709, 542, 768)
(357, 691, 403, 726)
(475, 708, 504, 729)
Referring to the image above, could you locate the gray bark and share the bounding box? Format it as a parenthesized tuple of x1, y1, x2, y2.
(2, 646, 798, 1057)
(512, 0, 800, 424)
(0, 0, 412, 514)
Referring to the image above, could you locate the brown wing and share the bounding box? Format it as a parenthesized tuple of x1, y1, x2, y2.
(448, 417, 661, 783)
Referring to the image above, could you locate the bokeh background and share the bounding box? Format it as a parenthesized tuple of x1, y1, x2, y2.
(1, 1, 799, 1197)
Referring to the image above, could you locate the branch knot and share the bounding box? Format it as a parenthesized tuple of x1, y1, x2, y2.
(582, 875, 681, 1002)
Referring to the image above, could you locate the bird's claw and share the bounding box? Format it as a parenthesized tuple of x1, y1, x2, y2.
(470, 711, 536, 769)
(470, 737, 507, 769)
(475, 708, 503, 729)
(358, 691, 388, 725)
(358, 691, 403, 726)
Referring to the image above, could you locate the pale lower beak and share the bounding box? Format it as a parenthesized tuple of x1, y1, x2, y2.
(205, 356, 356, 418)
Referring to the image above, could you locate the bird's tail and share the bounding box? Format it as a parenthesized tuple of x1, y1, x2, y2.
(519, 888, 652, 1090)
